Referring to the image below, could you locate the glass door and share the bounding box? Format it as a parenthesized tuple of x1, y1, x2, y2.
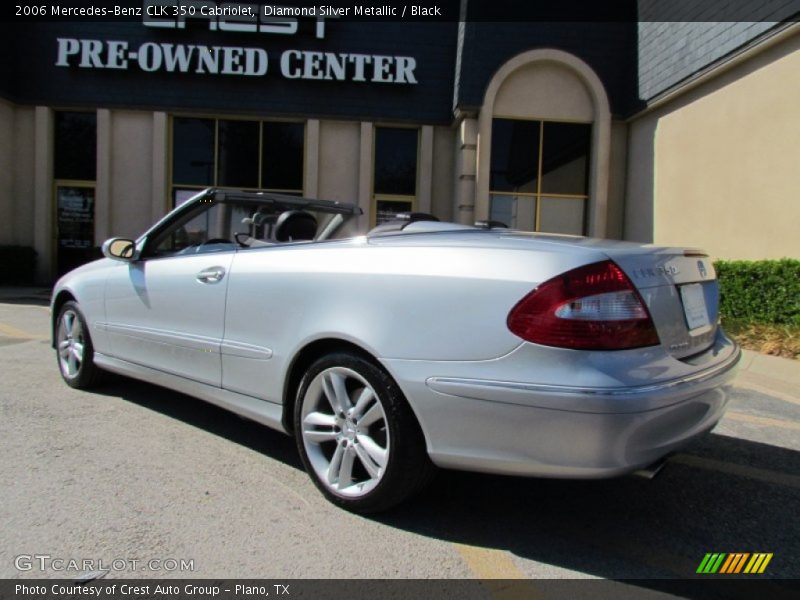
(56, 184, 95, 277)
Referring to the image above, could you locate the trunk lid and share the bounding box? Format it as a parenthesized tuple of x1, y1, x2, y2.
(606, 249, 718, 359)
(369, 228, 719, 359)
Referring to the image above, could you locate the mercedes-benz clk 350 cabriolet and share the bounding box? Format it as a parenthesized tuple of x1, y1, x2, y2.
(51, 189, 740, 512)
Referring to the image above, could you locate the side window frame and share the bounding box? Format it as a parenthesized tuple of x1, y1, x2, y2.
(140, 200, 232, 260)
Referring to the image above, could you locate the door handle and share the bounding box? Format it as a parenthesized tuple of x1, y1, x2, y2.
(196, 266, 226, 283)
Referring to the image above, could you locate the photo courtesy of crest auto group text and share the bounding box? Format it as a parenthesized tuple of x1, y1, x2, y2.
(1, 0, 799, 598)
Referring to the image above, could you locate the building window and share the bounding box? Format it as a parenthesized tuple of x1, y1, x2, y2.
(172, 117, 214, 187)
(373, 126, 418, 225)
(55, 111, 97, 181)
(171, 117, 304, 206)
(489, 118, 590, 235)
(217, 119, 259, 188)
(262, 122, 304, 192)
(54, 111, 97, 277)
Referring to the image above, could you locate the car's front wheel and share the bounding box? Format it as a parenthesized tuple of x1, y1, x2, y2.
(55, 301, 104, 389)
(294, 351, 434, 513)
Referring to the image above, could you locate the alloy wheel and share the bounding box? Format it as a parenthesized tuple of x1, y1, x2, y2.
(57, 309, 85, 379)
(300, 366, 390, 498)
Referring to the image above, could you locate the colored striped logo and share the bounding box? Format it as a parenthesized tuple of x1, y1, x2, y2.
(696, 553, 773, 574)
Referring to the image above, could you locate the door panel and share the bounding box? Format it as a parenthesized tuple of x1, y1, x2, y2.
(104, 253, 234, 386)
(221, 248, 292, 402)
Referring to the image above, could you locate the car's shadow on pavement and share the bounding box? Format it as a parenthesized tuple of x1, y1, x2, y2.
(379, 433, 800, 599)
(98, 375, 799, 599)
(95, 374, 304, 470)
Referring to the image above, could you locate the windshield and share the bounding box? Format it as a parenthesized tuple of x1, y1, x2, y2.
(144, 193, 361, 259)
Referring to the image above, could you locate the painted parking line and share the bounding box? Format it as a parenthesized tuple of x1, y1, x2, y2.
(672, 454, 800, 490)
(724, 410, 800, 432)
(454, 543, 528, 579)
(454, 522, 698, 585)
(453, 543, 545, 600)
(0, 322, 49, 340)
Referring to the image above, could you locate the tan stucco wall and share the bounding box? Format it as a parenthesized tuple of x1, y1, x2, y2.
(606, 120, 628, 240)
(452, 118, 477, 224)
(0, 99, 35, 249)
(33, 107, 54, 283)
(108, 110, 155, 240)
(627, 30, 800, 259)
(318, 120, 360, 203)
(624, 115, 657, 243)
(493, 61, 594, 121)
(13, 107, 36, 248)
(431, 125, 455, 222)
(0, 99, 14, 245)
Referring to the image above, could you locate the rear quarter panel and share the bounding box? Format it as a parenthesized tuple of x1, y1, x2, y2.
(221, 239, 603, 402)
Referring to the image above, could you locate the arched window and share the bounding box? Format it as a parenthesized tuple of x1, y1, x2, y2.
(477, 50, 611, 237)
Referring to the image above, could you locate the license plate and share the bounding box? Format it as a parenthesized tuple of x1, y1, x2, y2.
(680, 283, 711, 330)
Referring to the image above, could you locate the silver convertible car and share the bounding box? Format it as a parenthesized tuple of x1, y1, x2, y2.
(52, 189, 740, 512)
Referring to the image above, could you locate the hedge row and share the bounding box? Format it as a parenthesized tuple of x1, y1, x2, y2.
(0, 246, 37, 285)
(715, 259, 800, 326)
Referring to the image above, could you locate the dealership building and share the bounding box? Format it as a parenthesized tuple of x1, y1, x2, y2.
(1, 2, 798, 282)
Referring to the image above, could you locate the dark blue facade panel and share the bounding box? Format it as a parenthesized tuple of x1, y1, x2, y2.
(454, 22, 642, 117)
(2, 19, 648, 120)
(2, 21, 458, 124)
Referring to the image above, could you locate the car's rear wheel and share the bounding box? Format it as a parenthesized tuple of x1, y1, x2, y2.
(294, 351, 434, 513)
(56, 301, 104, 389)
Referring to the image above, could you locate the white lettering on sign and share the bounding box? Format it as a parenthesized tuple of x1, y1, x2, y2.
(142, 1, 335, 39)
(54, 38, 417, 84)
(279, 51, 417, 84)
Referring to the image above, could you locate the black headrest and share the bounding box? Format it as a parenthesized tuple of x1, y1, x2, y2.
(274, 210, 318, 242)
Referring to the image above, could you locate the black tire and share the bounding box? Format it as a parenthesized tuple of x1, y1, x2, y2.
(55, 301, 105, 389)
(294, 351, 435, 513)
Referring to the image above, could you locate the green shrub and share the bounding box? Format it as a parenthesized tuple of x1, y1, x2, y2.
(715, 259, 800, 325)
(0, 246, 37, 285)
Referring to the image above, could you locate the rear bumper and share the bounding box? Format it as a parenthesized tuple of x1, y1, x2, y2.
(383, 332, 740, 478)
(425, 341, 741, 415)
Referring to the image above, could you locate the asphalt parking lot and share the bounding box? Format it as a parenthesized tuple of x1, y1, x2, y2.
(1, 290, 798, 598)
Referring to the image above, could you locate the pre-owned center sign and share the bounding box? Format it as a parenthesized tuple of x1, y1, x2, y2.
(54, 38, 419, 84)
(54, 1, 419, 84)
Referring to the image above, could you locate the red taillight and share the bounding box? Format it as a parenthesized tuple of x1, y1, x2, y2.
(507, 260, 660, 350)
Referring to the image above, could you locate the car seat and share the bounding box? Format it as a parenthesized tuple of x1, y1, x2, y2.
(274, 210, 318, 242)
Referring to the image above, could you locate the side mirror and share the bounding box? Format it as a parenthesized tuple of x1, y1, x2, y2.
(102, 238, 137, 261)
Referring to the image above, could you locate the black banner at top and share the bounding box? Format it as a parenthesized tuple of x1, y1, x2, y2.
(4, 0, 800, 23)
